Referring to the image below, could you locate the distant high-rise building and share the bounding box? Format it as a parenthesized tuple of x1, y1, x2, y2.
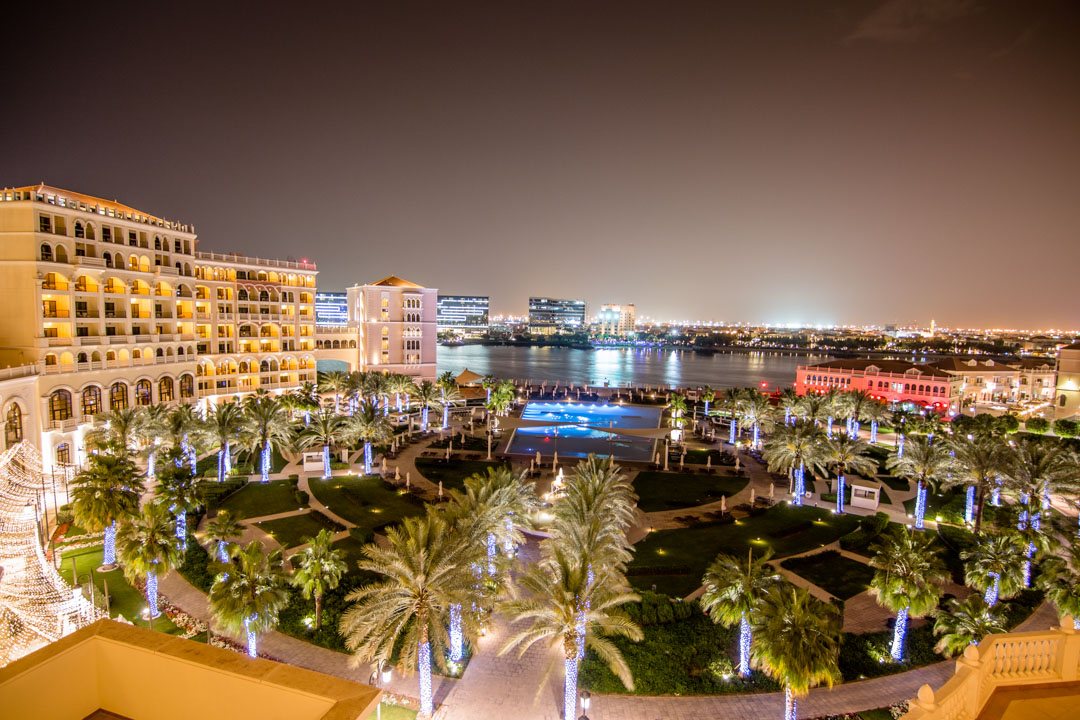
(598, 304, 636, 336)
(528, 297, 586, 335)
(437, 295, 489, 334)
(315, 292, 348, 326)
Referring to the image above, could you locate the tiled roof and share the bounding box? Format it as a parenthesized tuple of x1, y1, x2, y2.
(804, 358, 953, 378)
(369, 275, 424, 288)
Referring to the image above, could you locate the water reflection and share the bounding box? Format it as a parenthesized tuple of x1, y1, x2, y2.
(438, 345, 829, 390)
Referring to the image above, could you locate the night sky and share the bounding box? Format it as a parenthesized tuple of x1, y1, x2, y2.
(3, 1, 1078, 328)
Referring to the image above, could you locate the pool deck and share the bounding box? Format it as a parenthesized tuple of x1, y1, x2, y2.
(502, 400, 664, 462)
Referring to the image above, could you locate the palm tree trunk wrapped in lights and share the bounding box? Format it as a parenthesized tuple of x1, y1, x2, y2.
(964, 486, 976, 524)
(323, 444, 332, 479)
(262, 440, 271, 482)
(836, 476, 845, 514)
(701, 548, 781, 679)
(869, 529, 946, 664)
(890, 604, 909, 661)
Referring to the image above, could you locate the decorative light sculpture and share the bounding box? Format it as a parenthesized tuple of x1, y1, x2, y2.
(0, 442, 103, 666)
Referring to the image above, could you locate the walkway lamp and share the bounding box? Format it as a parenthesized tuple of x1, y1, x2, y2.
(369, 660, 392, 720)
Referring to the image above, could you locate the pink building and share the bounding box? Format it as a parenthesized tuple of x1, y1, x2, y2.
(795, 358, 961, 411)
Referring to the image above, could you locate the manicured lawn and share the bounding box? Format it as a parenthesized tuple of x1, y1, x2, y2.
(414, 458, 509, 493)
(628, 504, 861, 598)
(780, 550, 875, 599)
(59, 545, 182, 635)
(218, 479, 305, 519)
(683, 448, 734, 465)
(331, 536, 372, 572)
(308, 475, 425, 531)
(256, 511, 345, 548)
(903, 487, 967, 524)
(632, 471, 748, 512)
(879, 475, 910, 492)
(366, 706, 417, 720)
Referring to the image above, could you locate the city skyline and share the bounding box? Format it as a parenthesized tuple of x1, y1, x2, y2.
(3, 1, 1078, 327)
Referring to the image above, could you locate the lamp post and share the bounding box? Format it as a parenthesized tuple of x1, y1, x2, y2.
(368, 660, 393, 720)
(578, 689, 591, 720)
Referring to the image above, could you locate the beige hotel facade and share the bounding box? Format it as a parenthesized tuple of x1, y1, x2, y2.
(0, 184, 320, 471)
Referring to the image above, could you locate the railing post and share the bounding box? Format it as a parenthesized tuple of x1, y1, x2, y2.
(1059, 615, 1079, 682)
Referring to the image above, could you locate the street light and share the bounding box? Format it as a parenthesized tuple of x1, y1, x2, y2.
(369, 660, 392, 720)
(580, 690, 591, 711)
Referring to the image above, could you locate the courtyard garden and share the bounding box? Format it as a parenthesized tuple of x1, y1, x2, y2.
(412, 457, 508, 493)
(308, 474, 425, 533)
(632, 471, 748, 512)
(254, 510, 346, 548)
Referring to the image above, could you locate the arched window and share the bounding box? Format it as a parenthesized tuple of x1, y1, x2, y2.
(135, 379, 152, 406)
(174, 240, 182, 253)
(259, 290, 269, 302)
(81, 386, 102, 417)
(74, 222, 85, 239)
(5, 404, 23, 447)
(154, 237, 162, 250)
(238, 289, 248, 301)
(179, 374, 194, 399)
(103, 252, 113, 268)
(40, 243, 53, 261)
(159, 377, 174, 402)
(55, 246, 68, 263)
(50, 390, 73, 421)
(56, 443, 71, 465)
(111, 382, 128, 411)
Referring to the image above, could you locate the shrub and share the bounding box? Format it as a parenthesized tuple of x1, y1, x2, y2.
(178, 528, 216, 593)
(349, 526, 374, 545)
(293, 489, 310, 506)
(1025, 417, 1050, 434)
(56, 504, 75, 526)
(1053, 419, 1079, 438)
(998, 414, 1020, 434)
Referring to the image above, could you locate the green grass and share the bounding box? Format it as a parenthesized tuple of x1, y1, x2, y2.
(904, 487, 967, 524)
(632, 471, 748, 512)
(880, 475, 910, 492)
(628, 504, 862, 597)
(218, 479, 306, 519)
(780, 550, 875, 599)
(366, 706, 417, 720)
(683, 448, 734, 465)
(331, 536, 373, 573)
(255, 511, 345, 548)
(414, 458, 508, 493)
(58, 545, 182, 634)
(308, 475, 425, 532)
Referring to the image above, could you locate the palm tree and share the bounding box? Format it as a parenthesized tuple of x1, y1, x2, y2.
(701, 549, 782, 676)
(961, 533, 1024, 607)
(480, 375, 498, 406)
(932, 595, 1006, 656)
(890, 407, 917, 456)
(750, 584, 841, 720)
(84, 407, 145, 456)
(1037, 537, 1080, 628)
(291, 380, 322, 423)
(139, 404, 169, 479)
(501, 547, 642, 720)
(201, 509, 245, 563)
(339, 514, 475, 717)
(700, 385, 716, 418)
(842, 388, 874, 438)
(822, 388, 844, 437)
(206, 401, 244, 482)
(412, 380, 443, 433)
(319, 370, 350, 413)
(943, 435, 1007, 532)
(1002, 437, 1078, 585)
(740, 391, 775, 449)
(69, 452, 143, 569)
(862, 400, 889, 444)
(209, 540, 290, 658)
(868, 529, 947, 661)
(439, 385, 463, 431)
(155, 451, 203, 552)
(763, 421, 826, 506)
(241, 394, 293, 482)
(348, 402, 392, 475)
(388, 373, 416, 412)
(823, 434, 877, 514)
(292, 528, 348, 629)
(164, 404, 205, 475)
(778, 388, 799, 426)
(795, 392, 829, 426)
(886, 435, 953, 529)
(722, 387, 744, 443)
(297, 409, 349, 479)
(117, 501, 182, 623)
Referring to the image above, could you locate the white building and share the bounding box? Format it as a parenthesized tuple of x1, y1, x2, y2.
(598, 304, 636, 336)
(347, 276, 437, 382)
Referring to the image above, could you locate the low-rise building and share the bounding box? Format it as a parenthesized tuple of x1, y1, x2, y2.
(436, 295, 489, 335)
(796, 358, 960, 411)
(1055, 341, 1080, 418)
(597, 303, 636, 336)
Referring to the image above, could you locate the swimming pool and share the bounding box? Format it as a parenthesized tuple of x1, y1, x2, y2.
(505, 401, 663, 462)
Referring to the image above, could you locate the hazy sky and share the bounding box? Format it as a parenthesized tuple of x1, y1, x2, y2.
(3, 1, 1078, 328)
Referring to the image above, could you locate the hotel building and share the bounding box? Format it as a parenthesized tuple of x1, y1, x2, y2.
(0, 184, 317, 471)
(1055, 341, 1080, 419)
(796, 356, 1057, 412)
(528, 297, 587, 335)
(347, 276, 437, 381)
(313, 291, 359, 372)
(597, 303, 636, 336)
(436, 295, 490, 335)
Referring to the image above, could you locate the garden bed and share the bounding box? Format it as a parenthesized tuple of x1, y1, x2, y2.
(217, 479, 306, 519)
(780, 550, 875, 600)
(308, 475, 425, 532)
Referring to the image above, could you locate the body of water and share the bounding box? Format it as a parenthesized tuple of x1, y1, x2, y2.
(506, 400, 663, 462)
(437, 345, 830, 391)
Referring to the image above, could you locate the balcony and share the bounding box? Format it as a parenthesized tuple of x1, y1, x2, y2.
(48, 418, 81, 432)
(43, 310, 69, 319)
(155, 265, 179, 277)
(104, 311, 126, 319)
(74, 256, 106, 268)
(76, 336, 104, 346)
(41, 282, 69, 291)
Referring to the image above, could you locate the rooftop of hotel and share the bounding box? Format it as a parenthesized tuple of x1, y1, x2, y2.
(802, 358, 954, 378)
(195, 250, 317, 272)
(2, 184, 195, 234)
(366, 275, 424, 288)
